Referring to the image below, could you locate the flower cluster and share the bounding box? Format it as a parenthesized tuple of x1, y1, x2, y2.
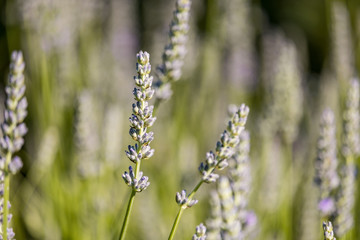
(155, 0, 192, 101)
(122, 51, 156, 191)
(0, 51, 28, 240)
(0, 51, 28, 161)
(314, 109, 339, 217)
(175, 190, 198, 208)
(122, 166, 150, 192)
(198, 104, 249, 183)
(323, 221, 336, 240)
(192, 223, 206, 240)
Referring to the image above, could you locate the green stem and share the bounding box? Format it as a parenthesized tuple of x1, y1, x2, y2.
(118, 94, 147, 240)
(168, 180, 204, 240)
(135, 160, 142, 178)
(286, 141, 293, 240)
(118, 157, 142, 240)
(280, 140, 293, 240)
(168, 207, 185, 240)
(3, 151, 12, 240)
(118, 190, 136, 240)
(187, 180, 203, 200)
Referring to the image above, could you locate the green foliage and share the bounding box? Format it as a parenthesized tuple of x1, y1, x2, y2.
(1, 0, 360, 239)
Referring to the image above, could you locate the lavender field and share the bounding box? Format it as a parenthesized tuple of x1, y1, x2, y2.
(0, 0, 359, 239)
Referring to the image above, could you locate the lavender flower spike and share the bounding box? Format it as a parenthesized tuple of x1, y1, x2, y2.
(333, 79, 359, 236)
(314, 108, 339, 218)
(1, 51, 28, 156)
(155, 0, 192, 101)
(0, 51, 28, 240)
(123, 50, 156, 189)
(199, 104, 249, 183)
(206, 191, 222, 239)
(217, 176, 241, 239)
(119, 51, 156, 240)
(229, 130, 257, 237)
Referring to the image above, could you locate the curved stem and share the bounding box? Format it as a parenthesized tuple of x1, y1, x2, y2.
(168, 179, 204, 240)
(3, 151, 12, 240)
(119, 190, 136, 240)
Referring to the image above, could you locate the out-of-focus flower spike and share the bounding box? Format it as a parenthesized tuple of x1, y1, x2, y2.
(192, 223, 206, 240)
(314, 108, 339, 218)
(155, 0, 192, 101)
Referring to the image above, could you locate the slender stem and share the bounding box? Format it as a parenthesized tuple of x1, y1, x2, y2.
(118, 158, 142, 240)
(187, 180, 203, 200)
(135, 160, 142, 178)
(119, 190, 136, 240)
(168, 207, 185, 240)
(168, 179, 204, 240)
(3, 151, 12, 240)
(118, 103, 145, 240)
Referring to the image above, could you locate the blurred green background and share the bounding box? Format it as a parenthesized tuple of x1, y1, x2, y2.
(0, 0, 360, 239)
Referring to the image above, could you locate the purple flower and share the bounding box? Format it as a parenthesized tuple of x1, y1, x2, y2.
(318, 198, 336, 217)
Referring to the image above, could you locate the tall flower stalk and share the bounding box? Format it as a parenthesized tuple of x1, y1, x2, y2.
(119, 51, 156, 240)
(154, 0, 192, 105)
(168, 104, 249, 240)
(0, 51, 28, 240)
